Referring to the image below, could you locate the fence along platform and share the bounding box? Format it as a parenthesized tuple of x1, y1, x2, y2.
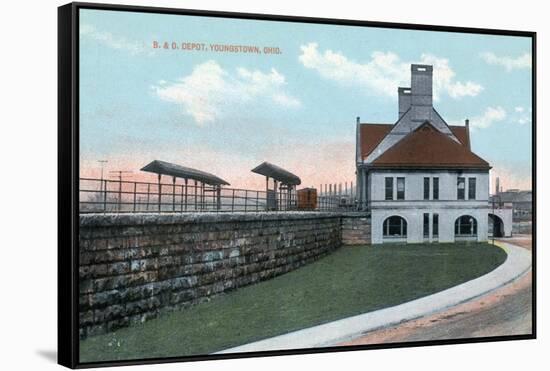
(79, 160, 358, 213)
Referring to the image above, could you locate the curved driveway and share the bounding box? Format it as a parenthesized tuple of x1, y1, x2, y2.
(217, 241, 532, 354)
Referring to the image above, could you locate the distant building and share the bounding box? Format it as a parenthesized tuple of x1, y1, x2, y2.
(355, 64, 512, 244)
(491, 185, 532, 221)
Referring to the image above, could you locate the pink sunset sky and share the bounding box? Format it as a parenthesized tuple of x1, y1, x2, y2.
(80, 138, 531, 193)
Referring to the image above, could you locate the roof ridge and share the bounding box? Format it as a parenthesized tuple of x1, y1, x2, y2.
(371, 122, 489, 168)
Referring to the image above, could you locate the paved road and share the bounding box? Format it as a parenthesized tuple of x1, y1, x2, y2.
(342, 237, 533, 345)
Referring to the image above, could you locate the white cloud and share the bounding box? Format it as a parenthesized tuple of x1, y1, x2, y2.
(511, 106, 531, 125)
(298, 43, 483, 101)
(459, 105, 532, 129)
(481, 52, 532, 71)
(512, 106, 532, 125)
(80, 23, 152, 56)
(152, 60, 300, 125)
(468, 106, 507, 130)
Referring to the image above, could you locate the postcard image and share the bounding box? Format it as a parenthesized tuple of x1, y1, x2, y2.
(75, 7, 534, 364)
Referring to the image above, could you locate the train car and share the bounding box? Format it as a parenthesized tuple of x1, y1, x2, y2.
(297, 188, 317, 210)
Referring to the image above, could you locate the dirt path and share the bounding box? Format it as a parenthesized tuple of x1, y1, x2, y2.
(341, 237, 533, 345)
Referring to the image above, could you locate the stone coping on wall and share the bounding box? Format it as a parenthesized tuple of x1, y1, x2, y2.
(80, 211, 366, 227)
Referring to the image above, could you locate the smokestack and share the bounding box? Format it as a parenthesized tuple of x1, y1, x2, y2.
(398, 87, 411, 119)
(495, 177, 500, 196)
(410, 64, 433, 122)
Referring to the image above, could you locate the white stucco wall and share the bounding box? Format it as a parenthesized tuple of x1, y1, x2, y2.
(371, 207, 489, 244)
(368, 169, 490, 244)
(368, 170, 489, 202)
(490, 208, 513, 237)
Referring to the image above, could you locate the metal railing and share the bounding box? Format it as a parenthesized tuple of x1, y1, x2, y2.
(79, 178, 356, 214)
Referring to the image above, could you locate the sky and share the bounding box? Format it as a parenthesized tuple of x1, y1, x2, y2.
(79, 9, 533, 192)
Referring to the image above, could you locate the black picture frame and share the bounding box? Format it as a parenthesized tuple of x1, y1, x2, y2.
(58, 2, 536, 368)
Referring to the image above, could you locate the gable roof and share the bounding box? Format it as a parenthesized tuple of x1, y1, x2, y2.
(359, 123, 471, 160)
(449, 125, 470, 149)
(370, 122, 490, 169)
(359, 123, 393, 159)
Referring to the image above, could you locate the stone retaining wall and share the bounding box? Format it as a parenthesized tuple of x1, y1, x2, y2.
(341, 213, 372, 245)
(79, 212, 343, 338)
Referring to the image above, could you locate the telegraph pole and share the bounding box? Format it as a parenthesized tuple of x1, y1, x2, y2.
(98, 160, 108, 194)
(109, 170, 133, 212)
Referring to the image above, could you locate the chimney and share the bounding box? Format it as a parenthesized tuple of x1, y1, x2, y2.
(398, 87, 411, 119)
(410, 64, 433, 122)
(495, 177, 500, 196)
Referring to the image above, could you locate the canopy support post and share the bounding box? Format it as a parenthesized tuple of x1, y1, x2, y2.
(274, 180, 278, 211)
(146, 183, 150, 211)
(201, 182, 205, 210)
(216, 185, 221, 210)
(184, 178, 188, 211)
(172, 176, 176, 212)
(157, 174, 161, 212)
(265, 177, 269, 211)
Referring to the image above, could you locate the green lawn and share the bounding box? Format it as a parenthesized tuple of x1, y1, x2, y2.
(80, 242, 506, 362)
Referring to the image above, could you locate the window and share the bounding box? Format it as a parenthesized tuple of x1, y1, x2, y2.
(397, 177, 405, 200)
(423, 177, 430, 200)
(468, 178, 476, 200)
(385, 177, 393, 200)
(455, 215, 477, 236)
(433, 177, 439, 200)
(423, 213, 429, 238)
(433, 213, 439, 237)
(457, 177, 465, 200)
(383, 216, 407, 238)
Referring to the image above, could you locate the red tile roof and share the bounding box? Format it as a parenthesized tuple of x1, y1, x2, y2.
(449, 125, 470, 149)
(359, 123, 393, 159)
(369, 122, 490, 169)
(360, 123, 471, 160)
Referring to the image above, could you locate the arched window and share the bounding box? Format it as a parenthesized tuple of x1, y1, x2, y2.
(383, 216, 407, 238)
(455, 215, 477, 237)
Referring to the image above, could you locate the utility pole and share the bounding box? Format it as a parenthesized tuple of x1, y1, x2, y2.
(98, 160, 108, 182)
(109, 170, 133, 212)
(97, 160, 108, 195)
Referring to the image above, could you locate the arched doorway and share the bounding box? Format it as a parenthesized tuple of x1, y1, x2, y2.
(455, 215, 477, 240)
(383, 215, 407, 241)
(488, 214, 504, 237)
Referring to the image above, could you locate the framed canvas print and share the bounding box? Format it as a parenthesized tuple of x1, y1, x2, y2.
(58, 2, 536, 368)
